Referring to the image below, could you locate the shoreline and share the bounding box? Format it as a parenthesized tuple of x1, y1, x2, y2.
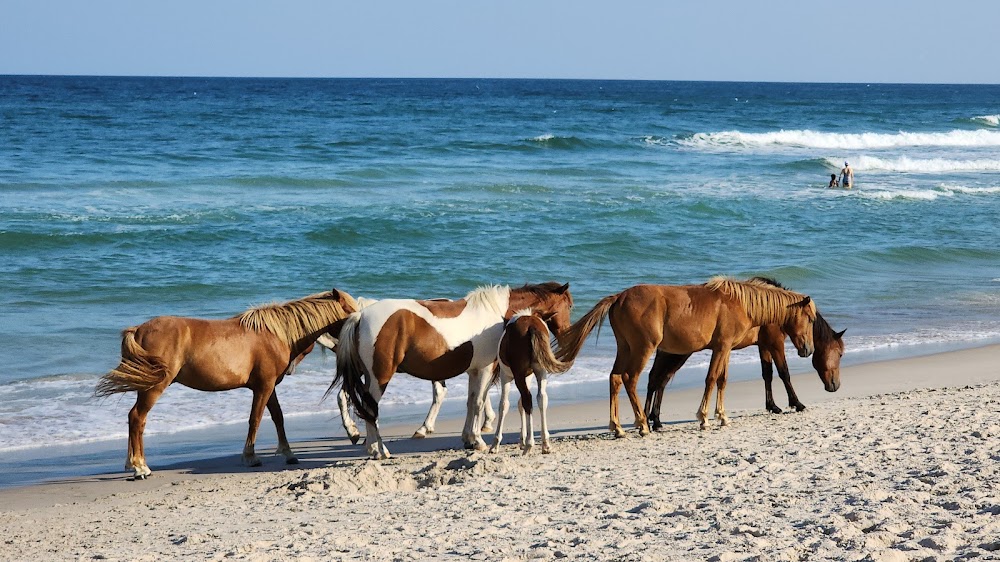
(3, 341, 999, 510)
(0, 341, 997, 560)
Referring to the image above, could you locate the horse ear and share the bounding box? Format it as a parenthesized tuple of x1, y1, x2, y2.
(799, 296, 812, 307)
(558, 283, 570, 294)
(835, 329, 847, 339)
(330, 288, 342, 299)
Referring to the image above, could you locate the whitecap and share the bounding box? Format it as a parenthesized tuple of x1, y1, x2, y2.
(834, 156, 1000, 174)
(971, 114, 1000, 127)
(679, 129, 1000, 150)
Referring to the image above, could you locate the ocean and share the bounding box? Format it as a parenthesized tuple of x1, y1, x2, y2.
(1, 76, 998, 487)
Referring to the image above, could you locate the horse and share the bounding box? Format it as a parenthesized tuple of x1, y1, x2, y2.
(554, 277, 816, 435)
(315, 298, 497, 445)
(331, 282, 572, 459)
(643, 278, 845, 429)
(488, 309, 573, 455)
(95, 288, 359, 479)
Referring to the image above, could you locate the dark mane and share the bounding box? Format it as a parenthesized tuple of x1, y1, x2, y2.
(514, 282, 573, 308)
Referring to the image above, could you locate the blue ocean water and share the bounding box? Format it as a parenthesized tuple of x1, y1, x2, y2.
(2, 77, 999, 487)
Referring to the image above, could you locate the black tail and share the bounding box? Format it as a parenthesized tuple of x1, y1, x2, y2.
(324, 314, 380, 424)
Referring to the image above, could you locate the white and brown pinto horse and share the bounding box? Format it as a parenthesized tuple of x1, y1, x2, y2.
(332, 282, 572, 459)
(555, 277, 816, 435)
(489, 310, 573, 455)
(96, 289, 359, 479)
(316, 298, 497, 445)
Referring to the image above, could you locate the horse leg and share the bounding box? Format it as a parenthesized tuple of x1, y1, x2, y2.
(126, 387, 165, 480)
(698, 348, 732, 430)
(488, 368, 514, 453)
(266, 391, 298, 465)
(243, 384, 275, 467)
(462, 368, 493, 451)
(337, 388, 363, 444)
(538, 373, 552, 454)
(364, 379, 391, 460)
(516, 373, 535, 454)
(609, 373, 625, 437)
(714, 362, 730, 427)
(623, 371, 650, 436)
(413, 381, 448, 439)
(481, 385, 496, 433)
(759, 348, 782, 414)
(646, 352, 690, 431)
(773, 350, 806, 411)
(517, 396, 528, 448)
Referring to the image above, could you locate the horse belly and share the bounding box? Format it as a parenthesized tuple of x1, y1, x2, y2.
(397, 341, 475, 381)
(174, 336, 259, 391)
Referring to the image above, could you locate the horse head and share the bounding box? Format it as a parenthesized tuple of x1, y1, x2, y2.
(813, 325, 845, 392)
(532, 282, 573, 338)
(782, 296, 816, 358)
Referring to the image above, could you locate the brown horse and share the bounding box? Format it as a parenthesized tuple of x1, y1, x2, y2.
(488, 310, 573, 455)
(332, 282, 572, 458)
(645, 277, 845, 428)
(645, 312, 845, 429)
(555, 277, 816, 435)
(96, 289, 359, 479)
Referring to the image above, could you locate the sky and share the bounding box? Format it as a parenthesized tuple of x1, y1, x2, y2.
(2, 0, 999, 84)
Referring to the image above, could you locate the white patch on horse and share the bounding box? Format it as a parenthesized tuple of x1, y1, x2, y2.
(356, 286, 511, 376)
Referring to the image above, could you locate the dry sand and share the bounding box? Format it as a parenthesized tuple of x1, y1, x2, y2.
(1, 344, 999, 561)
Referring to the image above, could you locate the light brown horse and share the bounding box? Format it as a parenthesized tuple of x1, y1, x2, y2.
(96, 289, 359, 479)
(488, 310, 573, 455)
(644, 277, 845, 428)
(555, 277, 816, 435)
(332, 282, 572, 459)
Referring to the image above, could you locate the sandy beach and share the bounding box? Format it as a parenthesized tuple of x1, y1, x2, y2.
(1, 344, 998, 561)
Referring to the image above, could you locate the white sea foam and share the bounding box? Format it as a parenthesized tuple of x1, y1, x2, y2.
(831, 155, 1000, 173)
(679, 129, 1000, 150)
(857, 189, 949, 201)
(972, 114, 1000, 126)
(531, 133, 556, 142)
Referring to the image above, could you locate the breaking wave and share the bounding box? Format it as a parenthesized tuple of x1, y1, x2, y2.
(679, 129, 1000, 150)
(829, 156, 1000, 173)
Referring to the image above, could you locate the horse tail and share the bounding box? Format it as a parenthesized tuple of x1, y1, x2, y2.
(554, 293, 618, 363)
(529, 321, 572, 375)
(95, 327, 169, 397)
(325, 314, 379, 424)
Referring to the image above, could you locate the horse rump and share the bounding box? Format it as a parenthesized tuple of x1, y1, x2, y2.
(95, 326, 169, 397)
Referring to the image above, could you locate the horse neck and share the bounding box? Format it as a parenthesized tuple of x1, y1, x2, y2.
(813, 312, 835, 346)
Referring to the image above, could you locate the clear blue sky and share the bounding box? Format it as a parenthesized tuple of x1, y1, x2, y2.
(3, 0, 999, 83)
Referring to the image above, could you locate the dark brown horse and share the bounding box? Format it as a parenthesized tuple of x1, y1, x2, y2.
(488, 310, 573, 455)
(96, 289, 359, 479)
(555, 278, 816, 435)
(645, 311, 845, 429)
(332, 283, 572, 458)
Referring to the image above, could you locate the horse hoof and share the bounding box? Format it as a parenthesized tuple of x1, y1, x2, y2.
(481, 425, 493, 434)
(639, 425, 651, 437)
(541, 445, 552, 454)
(767, 406, 783, 414)
(794, 404, 807, 412)
(349, 433, 362, 445)
(412, 431, 427, 439)
(613, 429, 626, 439)
(286, 457, 300, 465)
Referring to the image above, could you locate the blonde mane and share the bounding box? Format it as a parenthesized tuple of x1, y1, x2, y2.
(464, 285, 511, 318)
(706, 276, 816, 324)
(236, 290, 359, 347)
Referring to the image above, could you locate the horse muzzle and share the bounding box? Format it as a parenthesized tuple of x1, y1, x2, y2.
(823, 375, 841, 392)
(797, 344, 814, 358)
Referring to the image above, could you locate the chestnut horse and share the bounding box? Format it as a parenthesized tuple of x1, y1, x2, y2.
(332, 282, 572, 459)
(645, 277, 844, 428)
(645, 314, 845, 429)
(555, 277, 816, 435)
(96, 289, 359, 479)
(488, 310, 573, 455)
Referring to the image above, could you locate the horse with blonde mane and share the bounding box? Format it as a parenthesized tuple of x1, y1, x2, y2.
(555, 277, 816, 435)
(488, 309, 573, 455)
(96, 288, 359, 479)
(332, 282, 572, 459)
(644, 277, 845, 428)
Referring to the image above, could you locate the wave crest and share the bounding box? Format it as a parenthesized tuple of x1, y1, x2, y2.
(679, 129, 1000, 150)
(828, 156, 1000, 173)
(971, 115, 1000, 127)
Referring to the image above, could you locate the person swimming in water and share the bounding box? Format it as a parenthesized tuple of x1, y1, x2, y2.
(839, 161, 854, 189)
(828, 173, 839, 188)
